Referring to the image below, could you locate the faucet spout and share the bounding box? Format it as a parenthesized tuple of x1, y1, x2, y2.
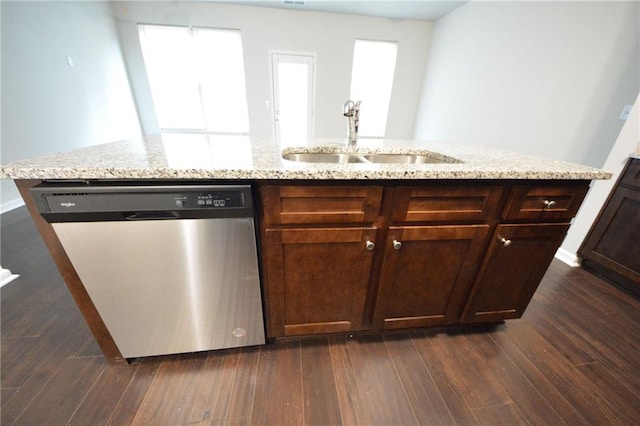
(343, 100, 361, 146)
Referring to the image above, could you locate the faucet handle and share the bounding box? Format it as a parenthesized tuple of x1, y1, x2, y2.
(343, 100, 355, 116)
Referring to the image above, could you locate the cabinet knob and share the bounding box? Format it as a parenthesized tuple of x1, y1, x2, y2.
(365, 240, 375, 251)
(543, 199, 556, 209)
(499, 236, 512, 247)
(392, 240, 402, 250)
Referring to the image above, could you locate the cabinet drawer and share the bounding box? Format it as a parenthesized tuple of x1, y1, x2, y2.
(502, 183, 588, 221)
(260, 185, 383, 225)
(621, 158, 640, 189)
(390, 185, 504, 223)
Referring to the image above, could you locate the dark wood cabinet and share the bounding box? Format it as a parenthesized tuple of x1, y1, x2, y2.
(373, 224, 490, 329)
(259, 180, 590, 338)
(259, 184, 383, 338)
(580, 158, 640, 295)
(262, 227, 377, 336)
(462, 223, 571, 322)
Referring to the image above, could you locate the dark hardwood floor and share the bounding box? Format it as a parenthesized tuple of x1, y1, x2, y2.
(2, 206, 640, 425)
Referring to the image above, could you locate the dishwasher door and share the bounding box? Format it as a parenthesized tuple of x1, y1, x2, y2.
(53, 217, 265, 358)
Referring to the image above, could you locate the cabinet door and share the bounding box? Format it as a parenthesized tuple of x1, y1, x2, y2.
(374, 225, 490, 329)
(462, 223, 570, 323)
(263, 227, 377, 337)
(579, 186, 640, 287)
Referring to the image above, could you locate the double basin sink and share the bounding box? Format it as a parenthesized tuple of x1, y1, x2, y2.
(282, 150, 461, 165)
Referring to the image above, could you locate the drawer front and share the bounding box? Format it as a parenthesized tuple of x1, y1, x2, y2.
(621, 158, 640, 189)
(502, 183, 589, 221)
(390, 185, 504, 223)
(260, 185, 383, 225)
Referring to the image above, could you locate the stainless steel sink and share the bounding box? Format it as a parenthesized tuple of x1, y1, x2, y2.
(361, 153, 450, 164)
(282, 152, 365, 164)
(282, 151, 458, 164)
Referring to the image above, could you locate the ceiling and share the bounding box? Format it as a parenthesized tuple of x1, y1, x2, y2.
(218, 1, 468, 21)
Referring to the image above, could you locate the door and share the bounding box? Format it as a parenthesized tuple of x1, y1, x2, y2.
(462, 223, 570, 323)
(271, 52, 315, 145)
(373, 225, 490, 329)
(263, 227, 376, 337)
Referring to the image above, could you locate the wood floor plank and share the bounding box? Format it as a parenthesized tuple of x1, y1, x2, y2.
(383, 332, 455, 425)
(499, 320, 631, 424)
(67, 363, 140, 425)
(183, 348, 242, 424)
(329, 336, 366, 426)
(487, 323, 590, 425)
(410, 330, 480, 425)
(225, 346, 261, 426)
(106, 358, 162, 425)
(533, 279, 640, 376)
(471, 402, 528, 425)
(345, 334, 419, 426)
(424, 329, 512, 409)
(1, 321, 100, 424)
(567, 266, 640, 321)
(574, 362, 640, 423)
(462, 327, 568, 425)
(12, 356, 105, 425)
(251, 340, 303, 426)
(526, 296, 640, 395)
(130, 353, 209, 424)
(523, 299, 596, 366)
(0, 388, 20, 408)
(300, 339, 342, 426)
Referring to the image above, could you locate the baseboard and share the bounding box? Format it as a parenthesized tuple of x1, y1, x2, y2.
(555, 247, 581, 267)
(1, 198, 25, 214)
(0, 268, 19, 288)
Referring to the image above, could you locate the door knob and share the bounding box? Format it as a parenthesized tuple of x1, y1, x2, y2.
(499, 236, 512, 247)
(365, 240, 375, 251)
(392, 240, 402, 250)
(543, 200, 556, 209)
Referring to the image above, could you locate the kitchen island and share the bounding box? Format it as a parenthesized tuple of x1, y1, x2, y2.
(1, 134, 611, 364)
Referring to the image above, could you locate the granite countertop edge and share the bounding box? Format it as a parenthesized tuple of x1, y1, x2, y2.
(0, 135, 613, 181)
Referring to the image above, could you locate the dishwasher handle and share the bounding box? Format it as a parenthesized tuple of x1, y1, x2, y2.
(124, 211, 181, 221)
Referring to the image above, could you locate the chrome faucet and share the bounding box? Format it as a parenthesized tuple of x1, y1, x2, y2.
(343, 100, 361, 146)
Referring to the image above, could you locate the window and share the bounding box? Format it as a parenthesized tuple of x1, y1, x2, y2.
(138, 24, 250, 134)
(271, 52, 315, 145)
(350, 39, 398, 137)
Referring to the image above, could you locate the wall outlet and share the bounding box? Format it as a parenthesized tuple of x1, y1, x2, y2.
(619, 104, 632, 120)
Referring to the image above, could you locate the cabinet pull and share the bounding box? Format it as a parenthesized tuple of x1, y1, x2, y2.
(392, 240, 402, 250)
(365, 240, 375, 251)
(499, 236, 512, 247)
(543, 199, 556, 209)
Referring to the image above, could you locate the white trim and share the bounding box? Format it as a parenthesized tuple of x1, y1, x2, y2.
(0, 268, 19, 288)
(555, 247, 581, 267)
(1, 198, 25, 214)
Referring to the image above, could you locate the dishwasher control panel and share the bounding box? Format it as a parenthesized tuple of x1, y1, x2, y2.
(175, 191, 244, 209)
(31, 183, 255, 222)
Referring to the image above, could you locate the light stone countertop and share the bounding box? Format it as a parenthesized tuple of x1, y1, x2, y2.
(0, 133, 612, 181)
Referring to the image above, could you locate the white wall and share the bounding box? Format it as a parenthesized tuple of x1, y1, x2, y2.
(414, 1, 640, 264)
(414, 1, 639, 168)
(1, 1, 141, 210)
(111, 1, 432, 139)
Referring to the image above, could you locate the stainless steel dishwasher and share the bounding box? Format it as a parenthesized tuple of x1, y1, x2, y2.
(31, 182, 265, 358)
